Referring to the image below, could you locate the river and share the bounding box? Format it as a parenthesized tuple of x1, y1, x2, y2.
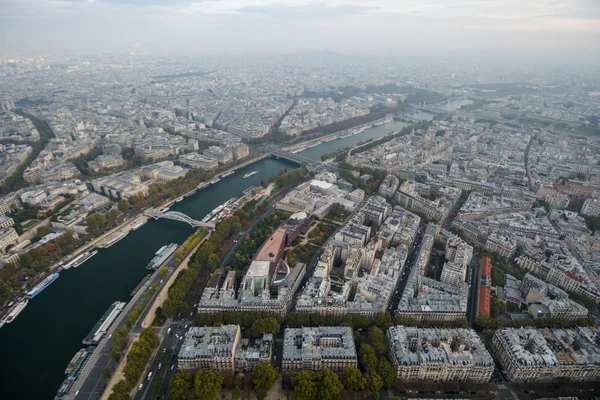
(0, 156, 298, 400)
(437, 99, 474, 111)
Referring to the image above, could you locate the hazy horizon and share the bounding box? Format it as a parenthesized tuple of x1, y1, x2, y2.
(1, 0, 599, 61)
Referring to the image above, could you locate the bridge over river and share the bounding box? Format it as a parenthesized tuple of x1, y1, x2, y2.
(146, 211, 216, 229)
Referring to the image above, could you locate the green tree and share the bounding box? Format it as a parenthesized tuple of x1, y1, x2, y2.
(117, 199, 130, 213)
(194, 369, 223, 399)
(368, 326, 386, 357)
(231, 386, 241, 400)
(101, 366, 112, 380)
(86, 213, 105, 235)
(105, 209, 121, 228)
(359, 344, 378, 373)
(207, 253, 220, 271)
(250, 317, 280, 338)
(291, 370, 317, 400)
(159, 266, 169, 279)
(108, 379, 131, 400)
(318, 367, 344, 400)
(252, 362, 279, 400)
(372, 312, 392, 330)
(343, 366, 366, 391)
(375, 359, 397, 388)
(169, 371, 193, 400)
(369, 373, 383, 400)
(37, 225, 51, 238)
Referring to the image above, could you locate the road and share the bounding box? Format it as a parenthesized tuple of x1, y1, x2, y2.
(387, 223, 427, 314)
(71, 267, 163, 400)
(466, 251, 483, 326)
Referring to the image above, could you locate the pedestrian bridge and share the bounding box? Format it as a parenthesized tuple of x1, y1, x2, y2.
(147, 211, 216, 229)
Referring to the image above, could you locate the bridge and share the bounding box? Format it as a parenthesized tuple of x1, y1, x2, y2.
(147, 211, 216, 229)
(270, 149, 337, 171)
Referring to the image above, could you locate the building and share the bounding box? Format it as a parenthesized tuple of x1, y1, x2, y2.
(440, 237, 472, 286)
(0, 215, 14, 230)
(387, 326, 494, 382)
(581, 198, 600, 217)
(491, 327, 600, 382)
(545, 193, 570, 210)
(226, 142, 250, 160)
(178, 325, 241, 371)
(282, 327, 357, 373)
(179, 153, 219, 171)
(234, 334, 273, 372)
(485, 231, 518, 259)
(0, 228, 18, 253)
(204, 146, 233, 166)
(477, 256, 492, 317)
(379, 174, 400, 198)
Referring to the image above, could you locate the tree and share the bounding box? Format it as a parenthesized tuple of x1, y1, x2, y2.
(343, 366, 366, 391)
(318, 367, 344, 400)
(250, 317, 280, 338)
(375, 359, 397, 388)
(358, 344, 378, 373)
(105, 209, 121, 228)
(194, 369, 223, 400)
(231, 386, 241, 400)
(117, 199, 130, 213)
(252, 362, 279, 400)
(36, 225, 51, 238)
(372, 312, 392, 330)
(108, 379, 132, 400)
(159, 266, 169, 279)
(368, 374, 383, 400)
(368, 326, 386, 357)
(101, 366, 112, 380)
(207, 253, 220, 271)
(86, 213, 105, 235)
(291, 370, 317, 400)
(170, 372, 193, 400)
(221, 370, 235, 389)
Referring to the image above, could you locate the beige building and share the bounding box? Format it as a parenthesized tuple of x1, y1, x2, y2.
(178, 325, 241, 371)
(387, 326, 494, 383)
(492, 327, 600, 382)
(0, 228, 18, 253)
(282, 327, 357, 373)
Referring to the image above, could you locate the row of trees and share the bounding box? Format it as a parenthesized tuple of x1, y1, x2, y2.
(262, 166, 309, 189)
(109, 282, 159, 362)
(169, 362, 279, 400)
(0, 232, 78, 307)
(108, 327, 160, 400)
(194, 311, 283, 329)
(173, 228, 209, 265)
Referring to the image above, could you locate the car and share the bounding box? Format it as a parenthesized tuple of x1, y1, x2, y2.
(138, 384, 144, 391)
(163, 348, 166, 353)
(171, 365, 175, 370)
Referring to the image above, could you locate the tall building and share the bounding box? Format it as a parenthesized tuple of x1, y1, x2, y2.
(282, 327, 357, 373)
(477, 256, 492, 317)
(387, 326, 494, 382)
(581, 198, 600, 217)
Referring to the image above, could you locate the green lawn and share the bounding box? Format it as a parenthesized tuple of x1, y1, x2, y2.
(21, 219, 40, 229)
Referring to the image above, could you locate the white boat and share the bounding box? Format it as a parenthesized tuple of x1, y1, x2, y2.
(160, 207, 170, 213)
(221, 170, 235, 178)
(1, 299, 28, 324)
(103, 232, 127, 248)
(175, 197, 184, 203)
(63, 250, 97, 269)
(132, 220, 148, 231)
(243, 171, 258, 179)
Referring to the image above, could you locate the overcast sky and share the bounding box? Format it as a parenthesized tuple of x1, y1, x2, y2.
(1, 0, 599, 58)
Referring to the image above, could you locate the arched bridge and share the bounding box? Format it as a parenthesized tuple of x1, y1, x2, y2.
(147, 211, 216, 229)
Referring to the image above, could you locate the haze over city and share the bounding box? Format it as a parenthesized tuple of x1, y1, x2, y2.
(1, 0, 600, 57)
(1, 1, 600, 400)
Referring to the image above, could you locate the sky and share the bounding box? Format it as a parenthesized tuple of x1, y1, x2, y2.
(1, 0, 599, 57)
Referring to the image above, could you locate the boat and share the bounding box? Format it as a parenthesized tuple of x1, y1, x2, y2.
(146, 243, 179, 270)
(221, 170, 235, 178)
(63, 250, 97, 270)
(26, 272, 60, 299)
(103, 232, 127, 248)
(184, 190, 196, 197)
(307, 142, 320, 148)
(131, 220, 148, 231)
(175, 196, 184, 203)
(243, 171, 258, 179)
(83, 301, 126, 345)
(160, 206, 170, 213)
(1, 299, 28, 324)
(209, 177, 221, 185)
(56, 347, 94, 398)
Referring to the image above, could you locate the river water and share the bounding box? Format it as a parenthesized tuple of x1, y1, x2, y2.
(1, 116, 438, 399)
(437, 99, 474, 111)
(0, 156, 297, 400)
